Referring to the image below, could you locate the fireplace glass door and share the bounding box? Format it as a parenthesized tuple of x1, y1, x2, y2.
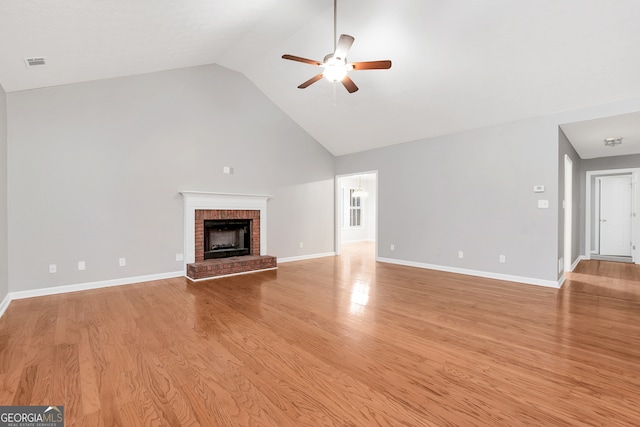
(204, 219, 251, 259)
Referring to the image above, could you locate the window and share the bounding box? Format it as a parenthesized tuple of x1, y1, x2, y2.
(349, 189, 362, 228)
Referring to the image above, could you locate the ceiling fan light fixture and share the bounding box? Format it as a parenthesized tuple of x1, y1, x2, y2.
(323, 63, 348, 82)
(604, 137, 623, 147)
(281, 0, 391, 93)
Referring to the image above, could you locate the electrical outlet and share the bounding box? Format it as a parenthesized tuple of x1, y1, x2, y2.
(390, 244, 395, 251)
(299, 242, 304, 248)
(78, 261, 86, 271)
(49, 264, 57, 273)
(176, 253, 184, 262)
(499, 255, 506, 263)
(458, 251, 464, 259)
(119, 257, 126, 267)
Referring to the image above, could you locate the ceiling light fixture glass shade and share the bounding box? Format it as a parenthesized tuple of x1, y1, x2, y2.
(604, 137, 623, 147)
(324, 66, 347, 82)
(323, 55, 349, 82)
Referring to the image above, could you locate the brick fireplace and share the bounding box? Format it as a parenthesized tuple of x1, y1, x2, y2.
(195, 210, 259, 261)
(181, 192, 277, 280)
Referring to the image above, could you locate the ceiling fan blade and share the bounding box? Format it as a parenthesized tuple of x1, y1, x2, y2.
(350, 60, 392, 70)
(333, 34, 355, 61)
(282, 55, 323, 66)
(298, 74, 325, 89)
(341, 75, 359, 93)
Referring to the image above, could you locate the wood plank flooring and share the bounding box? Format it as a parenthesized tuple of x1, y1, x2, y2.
(1, 243, 640, 426)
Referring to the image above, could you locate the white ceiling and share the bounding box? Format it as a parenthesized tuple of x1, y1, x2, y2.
(561, 111, 640, 160)
(1, 0, 640, 156)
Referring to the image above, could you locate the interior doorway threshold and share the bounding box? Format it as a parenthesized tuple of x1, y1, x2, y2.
(591, 254, 633, 263)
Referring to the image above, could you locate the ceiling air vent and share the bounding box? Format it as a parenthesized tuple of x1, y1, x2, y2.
(24, 57, 46, 68)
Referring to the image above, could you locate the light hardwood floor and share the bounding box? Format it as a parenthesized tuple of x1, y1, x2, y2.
(1, 243, 640, 426)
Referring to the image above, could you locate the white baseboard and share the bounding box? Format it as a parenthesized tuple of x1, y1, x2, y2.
(8, 270, 184, 303)
(0, 293, 10, 318)
(558, 274, 566, 288)
(277, 252, 336, 263)
(571, 256, 587, 272)
(377, 257, 561, 289)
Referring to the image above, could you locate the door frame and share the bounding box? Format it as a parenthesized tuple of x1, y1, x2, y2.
(597, 175, 633, 256)
(563, 155, 573, 273)
(335, 171, 378, 257)
(585, 168, 639, 264)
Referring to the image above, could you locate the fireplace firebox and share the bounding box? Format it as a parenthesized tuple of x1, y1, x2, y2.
(204, 219, 251, 259)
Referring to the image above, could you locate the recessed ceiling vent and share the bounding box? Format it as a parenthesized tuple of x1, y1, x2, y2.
(24, 57, 46, 68)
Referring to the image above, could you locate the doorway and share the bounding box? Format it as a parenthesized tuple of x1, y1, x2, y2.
(585, 169, 639, 264)
(597, 175, 632, 258)
(335, 172, 377, 257)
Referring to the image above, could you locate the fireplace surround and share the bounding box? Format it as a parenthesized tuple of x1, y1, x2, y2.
(181, 192, 276, 280)
(193, 209, 260, 262)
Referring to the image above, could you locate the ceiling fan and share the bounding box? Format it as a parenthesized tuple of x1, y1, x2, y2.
(281, 0, 392, 93)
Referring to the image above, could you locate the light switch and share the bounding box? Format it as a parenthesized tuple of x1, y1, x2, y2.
(538, 200, 549, 209)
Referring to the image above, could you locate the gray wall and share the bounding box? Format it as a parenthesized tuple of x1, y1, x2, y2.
(557, 128, 582, 271)
(336, 116, 560, 282)
(581, 154, 640, 171)
(4, 62, 640, 292)
(336, 97, 640, 284)
(6, 65, 335, 292)
(0, 85, 7, 302)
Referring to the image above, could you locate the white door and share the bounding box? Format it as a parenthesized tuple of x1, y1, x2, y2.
(599, 175, 632, 256)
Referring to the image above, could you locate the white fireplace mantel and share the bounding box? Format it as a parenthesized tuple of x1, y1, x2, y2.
(180, 191, 271, 266)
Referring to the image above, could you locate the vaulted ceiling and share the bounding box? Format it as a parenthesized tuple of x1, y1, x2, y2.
(1, 0, 640, 156)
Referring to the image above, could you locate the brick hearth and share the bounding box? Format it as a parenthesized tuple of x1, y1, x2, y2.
(187, 255, 277, 280)
(187, 208, 276, 280)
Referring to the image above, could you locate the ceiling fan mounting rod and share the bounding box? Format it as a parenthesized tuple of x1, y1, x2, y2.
(333, 0, 337, 51)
